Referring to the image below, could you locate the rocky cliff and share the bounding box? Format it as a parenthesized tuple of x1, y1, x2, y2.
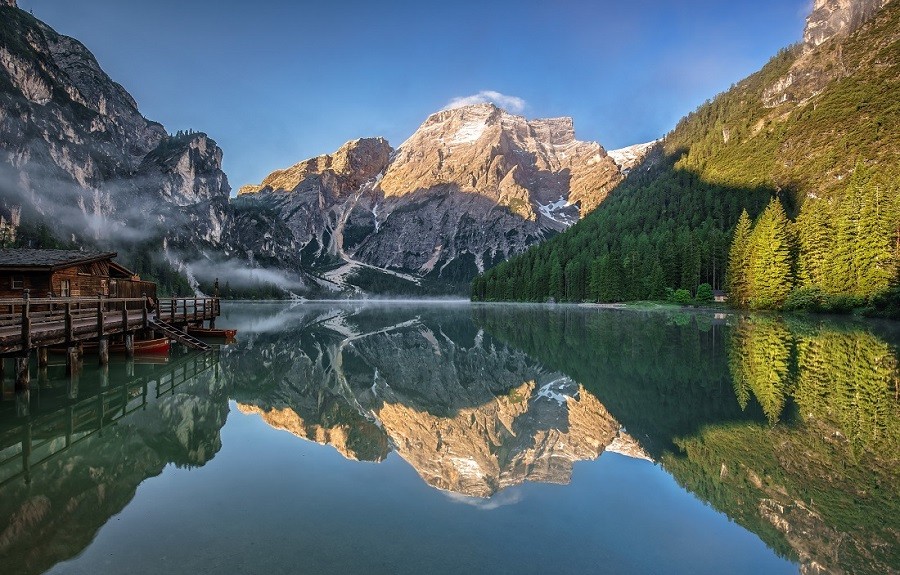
(238, 104, 624, 291)
(765, 0, 895, 107)
(0, 5, 238, 289)
(804, 0, 892, 47)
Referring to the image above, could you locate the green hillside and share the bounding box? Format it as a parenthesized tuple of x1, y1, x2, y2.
(473, 2, 900, 308)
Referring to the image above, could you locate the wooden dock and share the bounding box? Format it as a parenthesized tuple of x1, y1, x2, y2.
(0, 294, 221, 354)
(0, 293, 221, 389)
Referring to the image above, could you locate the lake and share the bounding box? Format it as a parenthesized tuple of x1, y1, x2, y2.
(1, 302, 898, 574)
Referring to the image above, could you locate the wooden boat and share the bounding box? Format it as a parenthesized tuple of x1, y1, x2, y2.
(118, 337, 171, 355)
(187, 326, 237, 339)
(51, 337, 170, 356)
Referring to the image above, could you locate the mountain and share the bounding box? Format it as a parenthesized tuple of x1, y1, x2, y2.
(607, 141, 659, 174)
(0, 3, 313, 296)
(0, 1, 642, 297)
(474, 0, 899, 305)
(237, 103, 625, 294)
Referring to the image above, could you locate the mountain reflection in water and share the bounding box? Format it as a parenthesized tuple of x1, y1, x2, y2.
(0, 302, 897, 575)
(223, 304, 639, 498)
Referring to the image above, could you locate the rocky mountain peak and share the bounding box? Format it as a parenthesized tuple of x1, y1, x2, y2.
(239, 136, 391, 196)
(803, 0, 892, 47)
(380, 103, 620, 214)
(1, 0, 17, 7)
(235, 103, 624, 291)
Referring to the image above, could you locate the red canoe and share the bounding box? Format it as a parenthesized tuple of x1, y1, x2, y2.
(52, 337, 171, 356)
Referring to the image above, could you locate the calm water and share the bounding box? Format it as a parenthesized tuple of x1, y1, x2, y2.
(1, 302, 898, 574)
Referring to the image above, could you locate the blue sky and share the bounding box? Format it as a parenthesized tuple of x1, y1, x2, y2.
(19, 0, 810, 191)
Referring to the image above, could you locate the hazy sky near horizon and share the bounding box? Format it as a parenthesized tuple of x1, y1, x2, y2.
(18, 0, 810, 191)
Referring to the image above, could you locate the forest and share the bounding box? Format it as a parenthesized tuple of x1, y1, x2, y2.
(473, 2, 900, 314)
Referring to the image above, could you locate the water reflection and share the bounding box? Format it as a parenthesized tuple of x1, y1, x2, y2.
(222, 303, 640, 498)
(475, 306, 900, 575)
(0, 351, 227, 575)
(0, 302, 896, 575)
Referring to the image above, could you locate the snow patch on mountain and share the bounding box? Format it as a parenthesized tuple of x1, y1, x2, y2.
(607, 140, 659, 173)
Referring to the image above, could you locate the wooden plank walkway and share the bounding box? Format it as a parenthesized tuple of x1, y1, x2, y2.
(0, 295, 221, 356)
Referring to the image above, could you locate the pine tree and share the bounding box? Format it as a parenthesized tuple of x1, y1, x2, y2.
(549, 256, 563, 302)
(748, 199, 794, 309)
(855, 181, 896, 295)
(726, 209, 752, 307)
(796, 199, 832, 289)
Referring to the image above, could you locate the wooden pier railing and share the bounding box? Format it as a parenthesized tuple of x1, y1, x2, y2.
(0, 294, 220, 357)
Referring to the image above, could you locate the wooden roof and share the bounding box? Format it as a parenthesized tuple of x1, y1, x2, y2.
(0, 249, 119, 271)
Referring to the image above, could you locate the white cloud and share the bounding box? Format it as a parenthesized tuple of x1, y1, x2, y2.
(443, 90, 527, 113)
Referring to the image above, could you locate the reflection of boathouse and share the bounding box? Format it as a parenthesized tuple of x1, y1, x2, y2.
(0, 249, 156, 299)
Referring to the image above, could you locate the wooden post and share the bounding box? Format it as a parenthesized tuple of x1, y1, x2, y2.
(97, 295, 105, 333)
(38, 361, 49, 388)
(142, 292, 149, 330)
(193, 297, 198, 322)
(14, 355, 29, 392)
(66, 346, 80, 377)
(125, 332, 135, 359)
(98, 336, 109, 365)
(171, 297, 176, 323)
(121, 298, 128, 331)
(97, 295, 108, 365)
(37, 347, 48, 368)
(21, 289, 31, 351)
(65, 302, 74, 342)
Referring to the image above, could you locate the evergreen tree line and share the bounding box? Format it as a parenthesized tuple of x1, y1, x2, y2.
(727, 166, 900, 312)
(472, 162, 770, 303)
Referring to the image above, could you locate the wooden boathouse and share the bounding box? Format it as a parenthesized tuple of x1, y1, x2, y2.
(0, 249, 156, 300)
(0, 249, 223, 394)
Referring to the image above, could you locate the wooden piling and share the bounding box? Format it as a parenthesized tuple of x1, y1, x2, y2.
(15, 355, 29, 392)
(65, 346, 80, 377)
(65, 301, 74, 342)
(98, 337, 109, 365)
(37, 347, 48, 368)
(125, 332, 135, 359)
